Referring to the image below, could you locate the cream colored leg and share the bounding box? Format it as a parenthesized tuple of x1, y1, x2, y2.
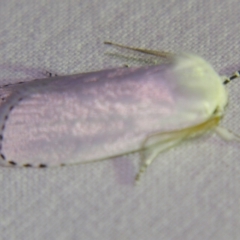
(135, 137, 184, 184)
(215, 126, 240, 141)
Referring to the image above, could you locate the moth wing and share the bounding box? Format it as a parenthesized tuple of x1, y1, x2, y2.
(0, 55, 223, 167)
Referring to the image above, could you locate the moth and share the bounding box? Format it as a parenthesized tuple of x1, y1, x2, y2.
(0, 42, 239, 182)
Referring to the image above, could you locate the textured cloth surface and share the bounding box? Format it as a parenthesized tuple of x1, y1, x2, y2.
(1, 0, 240, 239)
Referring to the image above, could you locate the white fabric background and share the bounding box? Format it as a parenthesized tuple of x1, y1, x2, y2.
(1, 0, 240, 239)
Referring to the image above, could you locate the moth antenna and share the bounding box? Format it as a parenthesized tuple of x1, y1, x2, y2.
(223, 71, 240, 84)
(104, 41, 172, 58)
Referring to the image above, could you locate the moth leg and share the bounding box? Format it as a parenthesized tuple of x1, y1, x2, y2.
(135, 133, 186, 183)
(215, 126, 240, 141)
(135, 145, 164, 184)
(104, 41, 173, 58)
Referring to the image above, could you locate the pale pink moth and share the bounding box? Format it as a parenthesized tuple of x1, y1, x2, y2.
(0, 42, 239, 182)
